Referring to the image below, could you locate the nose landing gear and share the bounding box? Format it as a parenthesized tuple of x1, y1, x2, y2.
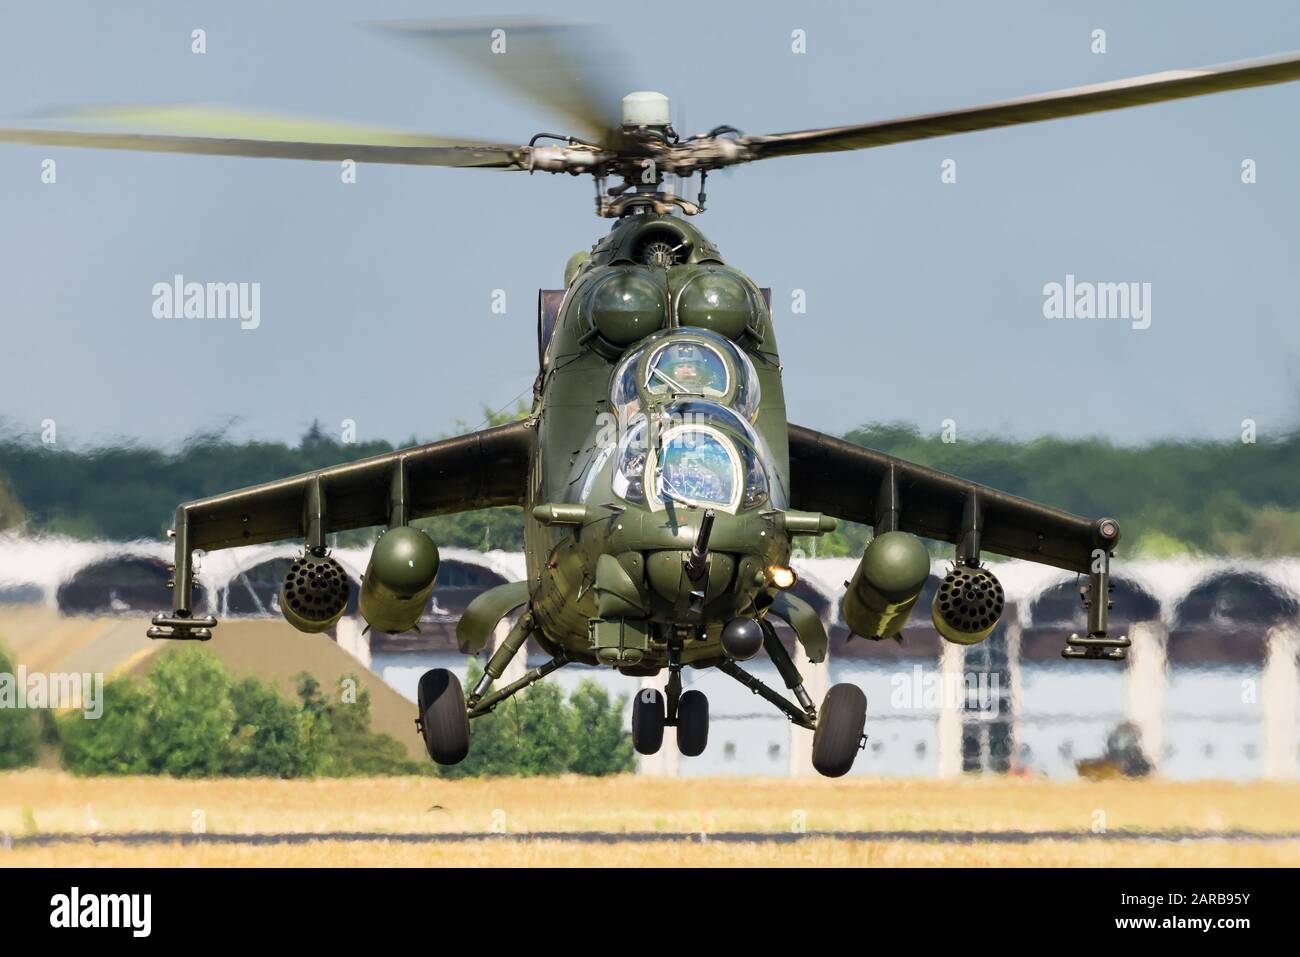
(632, 676, 711, 757)
(633, 639, 711, 758)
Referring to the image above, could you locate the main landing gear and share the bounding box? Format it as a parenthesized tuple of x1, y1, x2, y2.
(416, 668, 469, 766)
(717, 617, 869, 777)
(416, 610, 571, 766)
(632, 687, 666, 755)
(811, 684, 867, 778)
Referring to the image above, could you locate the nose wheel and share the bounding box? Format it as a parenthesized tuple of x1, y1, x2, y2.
(633, 685, 711, 757)
(632, 687, 666, 755)
(675, 689, 709, 756)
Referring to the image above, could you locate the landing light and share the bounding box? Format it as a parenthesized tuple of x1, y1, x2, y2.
(768, 565, 797, 589)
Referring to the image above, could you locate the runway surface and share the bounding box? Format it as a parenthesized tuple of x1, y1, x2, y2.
(7, 829, 1300, 847)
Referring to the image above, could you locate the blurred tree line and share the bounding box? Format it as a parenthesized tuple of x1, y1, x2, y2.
(0, 408, 528, 549)
(1, 645, 633, 778)
(815, 423, 1300, 560)
(439, 661, 633, 778)
(4, 416, 1300, 558)
(55, 649, 425, 777)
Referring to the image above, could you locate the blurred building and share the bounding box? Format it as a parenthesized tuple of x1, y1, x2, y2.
(1, 534, 1296, 780)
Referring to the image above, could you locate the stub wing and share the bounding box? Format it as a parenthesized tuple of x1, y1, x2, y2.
(787, 424, 1117, 573)
(179, 421, 532, 552)
(150, 421, 533, 638)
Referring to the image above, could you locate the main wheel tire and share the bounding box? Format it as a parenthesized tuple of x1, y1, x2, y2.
(676, 689, 709, 757)
(811, 683, 867, 778)
(632, 687, 666, 755)
(417, 668, 470, 766)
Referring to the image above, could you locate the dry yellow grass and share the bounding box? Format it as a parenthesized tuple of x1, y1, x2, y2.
(3, 769, 1298, 835)
(5, 839, 1299, 868)
(2, 770, 1298, 866)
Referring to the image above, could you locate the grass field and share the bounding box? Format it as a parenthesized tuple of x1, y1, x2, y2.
(2, 770, 1299, 866)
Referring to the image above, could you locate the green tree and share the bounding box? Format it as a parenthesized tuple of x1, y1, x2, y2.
(447, 663, 639, 778)
(225, 677, 313, 778)
(414, 507, 524, 551)
(0, 647, 40, 769)
(569, 680, 634, 776)
(58, 677, 151, 775)
(57, 654, 430, 778)
(0, 474, 26, 533)
(454, 401, 531, 431)
(298, 673, 423, 776)
(1213, 506, 1300, 558)
(511, 680, 578, 775)
(144, 648, 236, 777)
(443, 660, 574, 777)
(295, 672, 329, 771)
(440, 663, 524, 778)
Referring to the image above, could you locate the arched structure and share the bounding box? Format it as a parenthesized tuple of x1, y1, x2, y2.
(57, 555, 206, 616)
(424, 558, 510, 623)
(1169, 569, 1300, 665)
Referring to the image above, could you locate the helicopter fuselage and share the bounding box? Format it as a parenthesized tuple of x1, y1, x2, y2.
(523, 213, 803, 671)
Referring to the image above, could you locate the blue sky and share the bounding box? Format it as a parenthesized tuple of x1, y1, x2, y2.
(2, 0, 1300, 448)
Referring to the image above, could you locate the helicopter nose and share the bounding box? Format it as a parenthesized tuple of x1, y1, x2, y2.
(646, 548, 736, 610)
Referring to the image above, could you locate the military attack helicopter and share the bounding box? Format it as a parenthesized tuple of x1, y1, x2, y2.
(8, 21, 1300, 776)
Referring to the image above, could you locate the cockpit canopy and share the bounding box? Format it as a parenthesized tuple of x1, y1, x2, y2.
(611, 328, 761, 424)
(611, 411, 774, 514)
(647, 340, 729, 398)
(657, 425, 749, 512)
(608, 329, 775, 513)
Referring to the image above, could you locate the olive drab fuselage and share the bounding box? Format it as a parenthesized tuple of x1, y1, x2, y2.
(523, 214, 797, 669)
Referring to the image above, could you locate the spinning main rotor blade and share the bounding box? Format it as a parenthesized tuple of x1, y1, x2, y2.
(734, 50, 1300, 161)
(0, 105, 524, 167)
(372, 18, 630, 144)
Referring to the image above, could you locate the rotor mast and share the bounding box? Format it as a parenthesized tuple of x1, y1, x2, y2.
(587, 91, 706, 219)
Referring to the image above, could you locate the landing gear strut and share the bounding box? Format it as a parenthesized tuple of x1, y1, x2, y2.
(716, 619, 819, 730)
(759, 619, 818, 718)
(464, 611, 571, 717)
